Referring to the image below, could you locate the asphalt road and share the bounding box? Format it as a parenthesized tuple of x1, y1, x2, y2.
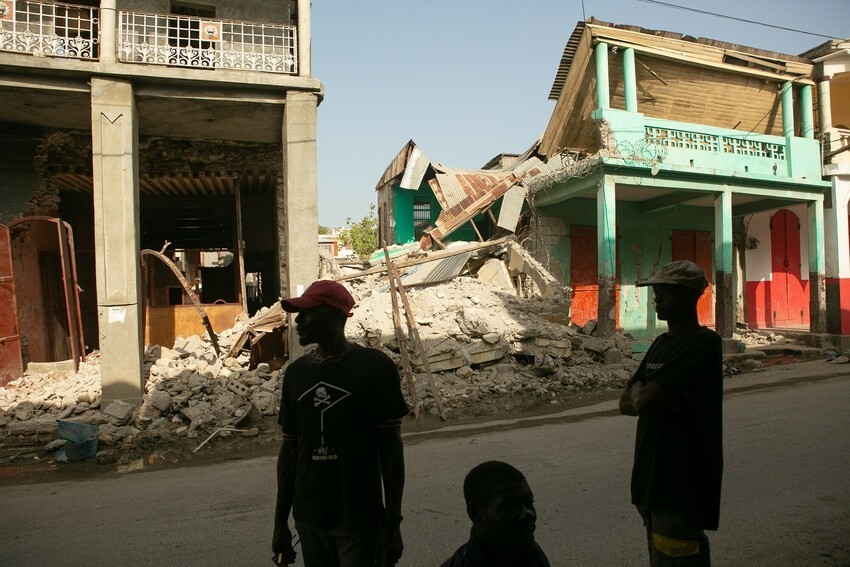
(1, 373, 848, 566)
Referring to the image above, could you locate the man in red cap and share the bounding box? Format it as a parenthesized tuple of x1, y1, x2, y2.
(619, 260, 723, 566)
(272, 280, 408, 567)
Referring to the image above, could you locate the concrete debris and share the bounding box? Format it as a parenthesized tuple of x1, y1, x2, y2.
(0, 306, 284, 461)
(344, 274, 639, 416)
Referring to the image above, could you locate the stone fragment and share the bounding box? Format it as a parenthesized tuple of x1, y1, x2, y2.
(44, 439, 67, 452)
(14, 401, 35, 421)
(250, 390, 277, 415)
(103, 400, 134, 423)
(149, 390, 172, 412)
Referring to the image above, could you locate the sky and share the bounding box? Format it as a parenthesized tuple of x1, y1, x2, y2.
(310, 0, 849, 227)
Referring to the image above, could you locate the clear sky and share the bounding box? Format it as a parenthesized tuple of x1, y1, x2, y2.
(311, 0, 848, 227)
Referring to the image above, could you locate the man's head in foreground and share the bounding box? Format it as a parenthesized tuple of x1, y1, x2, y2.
(636, 260, 708, 322)
(280, 280, 355, 346)
(464, 461, 538, 552)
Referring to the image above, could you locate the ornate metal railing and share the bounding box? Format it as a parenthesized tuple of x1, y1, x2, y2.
(645, 126, 786, 161)
(0, 0, 99, 60)
(119, 10, 297, 74)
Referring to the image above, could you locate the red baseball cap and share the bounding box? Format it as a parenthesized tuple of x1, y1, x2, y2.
(280, 280, 355, 317)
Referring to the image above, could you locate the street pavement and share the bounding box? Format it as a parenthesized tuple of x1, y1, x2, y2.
(0, 359, 848, 566)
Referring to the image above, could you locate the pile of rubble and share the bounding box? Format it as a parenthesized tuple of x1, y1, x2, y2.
(344, 275, 639, 416)
(0, 267, 643, 466)
(0, 318, 284, 466)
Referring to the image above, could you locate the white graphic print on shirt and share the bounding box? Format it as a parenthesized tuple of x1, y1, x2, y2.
(298, 381, 351, 461)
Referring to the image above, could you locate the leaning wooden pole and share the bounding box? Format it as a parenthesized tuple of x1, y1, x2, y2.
(384, 250, 446, 421)
(382, 243, 420, 419)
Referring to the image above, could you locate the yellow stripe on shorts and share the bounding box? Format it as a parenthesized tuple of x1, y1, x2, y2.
(651, 532, 700, 558)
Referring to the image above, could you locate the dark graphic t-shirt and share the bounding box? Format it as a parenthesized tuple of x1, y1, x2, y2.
(630, 327, 723, 530)
(279, 344, 408, 531)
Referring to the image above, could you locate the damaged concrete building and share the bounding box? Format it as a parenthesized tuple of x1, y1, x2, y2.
(0, 0, 320, 398)
(377, 20, 848, 348)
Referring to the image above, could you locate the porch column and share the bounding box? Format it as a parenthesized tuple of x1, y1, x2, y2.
(90, 78, 143, 404)
(281, 91, 319, 356)
(100, 0, 117, 63)
(297, 0, 311, 77)
(596, 176, 617, 337)
(713, 189, 734, 340)
(808, 198, 827, 334)
(817, 78, 833, 132)
(781, 81, 795, 137)
(595, 42, 610, 110)
(824, 177, 850, 334)
(623, 47, 638, 112)
(800, 85, 814, 140)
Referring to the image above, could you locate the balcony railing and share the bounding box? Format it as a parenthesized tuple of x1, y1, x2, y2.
(645, 125, 786, 161)
(0, 0, 99, 60)
(118, 10, 297, 74)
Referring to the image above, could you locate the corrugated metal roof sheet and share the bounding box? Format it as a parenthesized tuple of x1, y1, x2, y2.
(375, 139, 432, 191)
(497, 185, 527, 232)
(400, 251, 472, 286)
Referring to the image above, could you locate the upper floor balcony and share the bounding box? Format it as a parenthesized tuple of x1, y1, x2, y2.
(0, 0, 299, 75)
(592, 107, 826, 186)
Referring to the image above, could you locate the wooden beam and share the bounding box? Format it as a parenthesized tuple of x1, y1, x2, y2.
(335, 237, 508, 282)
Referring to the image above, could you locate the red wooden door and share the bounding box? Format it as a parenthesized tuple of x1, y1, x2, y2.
(0, 225, 24, 386)
(570, 225, 598, 327)
(671, 229, 714, 326)
(770, 209, 806, 326)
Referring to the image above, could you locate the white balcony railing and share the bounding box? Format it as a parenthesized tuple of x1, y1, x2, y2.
(118, 10, 297, 74)
(0, 0, 99, 60)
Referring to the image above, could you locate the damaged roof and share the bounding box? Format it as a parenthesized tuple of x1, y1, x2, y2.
(540, 18, 817, 157)
(376, 139, 573, 242)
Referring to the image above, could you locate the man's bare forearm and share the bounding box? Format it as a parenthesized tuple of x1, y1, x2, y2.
(275, 437, 297, 525)
(377, 424, 405, 516)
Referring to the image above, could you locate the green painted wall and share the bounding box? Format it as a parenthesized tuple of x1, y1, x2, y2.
(539, 198, 714, 340)
(391, 183, 497, 244)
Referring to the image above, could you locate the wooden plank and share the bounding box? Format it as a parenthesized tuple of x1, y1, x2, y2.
(382, 243, 420, 420)
(335, 237, 508, 282)
(385, 250, 445, 421)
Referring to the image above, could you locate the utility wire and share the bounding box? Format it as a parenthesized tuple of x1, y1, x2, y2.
(637, 0, 839, 40)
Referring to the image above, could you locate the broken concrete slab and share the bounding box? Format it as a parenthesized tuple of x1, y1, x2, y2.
(477, 258, 514, 291)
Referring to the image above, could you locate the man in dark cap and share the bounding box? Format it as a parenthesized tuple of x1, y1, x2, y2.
(440, 461, 550, 567)
(619, 260, 723, 566)
(272, 280, 408, 567)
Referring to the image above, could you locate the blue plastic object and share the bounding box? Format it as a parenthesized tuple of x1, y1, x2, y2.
(56, 420, 99, 462)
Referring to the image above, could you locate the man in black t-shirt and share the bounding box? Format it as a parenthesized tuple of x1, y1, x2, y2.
(620, 260, 723, 567)
(272, 280, 408, 567)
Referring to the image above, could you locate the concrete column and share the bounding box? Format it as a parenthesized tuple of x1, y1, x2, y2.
(714, 189, 734, 340)
(623, 47, 638, 112)
(808, 199, 827, 333)
(281, 91, 319, 355)
(781, 81, 795, 138)
(90, 78, 143, 404)
(817, 78, 833, 132)
(800, 85, 814, 140)
(100, 0, 117, 63)
(297, 0, 311, 77)
(596, 176, 617, 337)
(595, 42, 610, 111)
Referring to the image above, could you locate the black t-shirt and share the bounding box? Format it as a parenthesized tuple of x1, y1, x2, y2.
(630, 327, 723, 530)
(279, 344, 408, 531)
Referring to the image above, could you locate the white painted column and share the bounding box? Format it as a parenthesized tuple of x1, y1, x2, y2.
(91, 77, 143, 403)
(100, 0, 117, 63)
(297, 0, 311, 77)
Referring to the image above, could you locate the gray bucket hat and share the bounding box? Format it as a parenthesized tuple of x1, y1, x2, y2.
(636, 260, 709, 292)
